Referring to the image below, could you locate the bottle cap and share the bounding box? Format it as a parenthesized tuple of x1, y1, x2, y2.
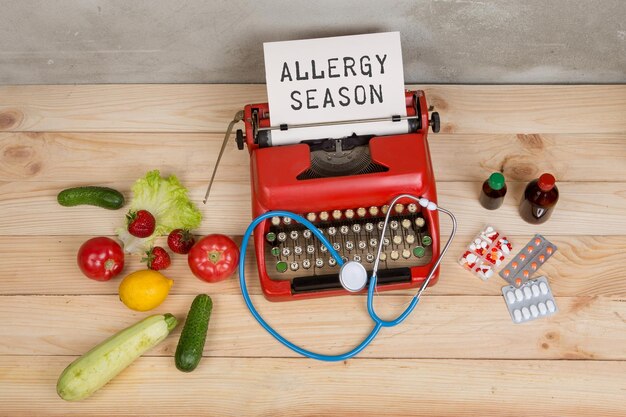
(488, 172, 505, 190)
(537, 173, 556, 191)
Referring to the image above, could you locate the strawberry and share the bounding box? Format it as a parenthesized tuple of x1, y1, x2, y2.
(167, 229, 196, 254)
(142, 246, 171, 270)
(126, 210, 155, 238)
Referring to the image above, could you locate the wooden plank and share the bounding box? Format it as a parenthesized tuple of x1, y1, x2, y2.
(1, 294, 625, 359)
(1, 180, 625, 236)
(0, 235, 624, 297)
(2, 131, 625, 183)
(1, 356, 625, 416)
(1, 85, 625, 133)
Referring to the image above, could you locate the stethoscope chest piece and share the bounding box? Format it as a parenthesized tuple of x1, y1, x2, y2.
(339, 261, 368, 292)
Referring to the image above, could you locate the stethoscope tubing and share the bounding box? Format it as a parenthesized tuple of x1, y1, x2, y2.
(238, 196, 457, 361)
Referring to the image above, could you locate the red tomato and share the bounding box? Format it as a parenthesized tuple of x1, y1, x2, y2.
(188, 234, 239, 283)
(77, 237, 125, 281)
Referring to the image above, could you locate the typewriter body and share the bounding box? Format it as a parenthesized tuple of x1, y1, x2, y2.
(238, 90, 441, 301)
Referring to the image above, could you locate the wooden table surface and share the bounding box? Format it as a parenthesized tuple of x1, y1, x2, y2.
(1, 84, 625, 416)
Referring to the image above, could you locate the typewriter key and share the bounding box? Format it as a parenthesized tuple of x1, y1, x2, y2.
(345, 241, 354, 251)
(303, 229, 312, 239)
(294, 246, 303, 255)
(381, 205, 390, 214)
(319, 211, 329, 221)
(332, 210, 342, 220)
(415, 217, 425, 228)
(290, 261, 299, 271)
(271, 247, 280, 257)
(394, 203, 404, 214)
(290, 230, 299, 240)
(401, 219, 412, 229)
(383, 237, 390, 246)
(366, 253, 375, 263)
(276, 261, 288, 273)
(353, 254, 362, 262)
(369, 238, 378, 247)
(266, 232, 276, 243)
(413, 246, 426, 258)
(328, 257, 337, 267)
(306, 212, 317, 222)
(315, 258, 324, 268)
(302, 259, 311, 269)
(358, 240, 367, 250)
(281, 247, 291, 257)
(306, 245, 315, 254)
(377, 221, 385, 230)
(352, 223, 361, 233)
(422, 235, 433, 246)
(390, 220, 399, 230)
(327, 226, 337, 236)
(340, 225, 349, 235)
(320, 244, 328, 253)
(345, 209, 355, 219)
(407, 203, 418, 213)
(390, 250, 400, 260)
(341, 256, 349, 264)
(402, 249, 411, 259)
(357, 207, 367, 217)
(277, 232, 287, 242)
(369, 206, 379, 216)
(392, 235, 403, 245)
(365, 222, 374, 232)
(283, 217, 292, 225)
(271, 216, 281, 226)
(406, 234, 416, 244)
(379, 252, 387, 261)
(333, 242, 341, 251)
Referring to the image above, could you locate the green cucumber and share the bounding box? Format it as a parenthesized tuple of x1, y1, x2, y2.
(175, 294, 213, 372)
(57, 313, 178, 401)
(57, 186, 125, 210)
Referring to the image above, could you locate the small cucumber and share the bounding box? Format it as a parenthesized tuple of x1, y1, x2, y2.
(57, 186, 125, 210)
(57, 313, 178, 401)
(175, 294, 213, 372)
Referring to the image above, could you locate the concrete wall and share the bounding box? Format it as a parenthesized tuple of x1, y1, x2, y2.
(0, 0, 624, 84)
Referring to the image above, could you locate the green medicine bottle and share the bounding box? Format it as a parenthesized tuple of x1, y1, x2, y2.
(479, 172, 507, 210)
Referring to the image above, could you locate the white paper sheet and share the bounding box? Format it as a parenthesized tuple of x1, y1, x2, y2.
(263, 32, 407, 145)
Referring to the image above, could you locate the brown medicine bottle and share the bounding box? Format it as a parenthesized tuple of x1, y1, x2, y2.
(479, 172, 507, 210)
(519, 173, 559, 224)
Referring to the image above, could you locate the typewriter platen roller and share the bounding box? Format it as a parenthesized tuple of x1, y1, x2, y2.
(236, 90, 440, 301)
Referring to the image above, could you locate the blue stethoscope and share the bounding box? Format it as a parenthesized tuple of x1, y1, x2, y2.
(238, 194, 458, 361)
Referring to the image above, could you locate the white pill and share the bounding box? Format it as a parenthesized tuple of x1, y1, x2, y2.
(539, 282, 549, 295)
(522, 307, 531, 319)
(531, 284, 540, 297)
(523, 286, 532, 299)
(514, 289, 523, 301)
(530, 305, 539, 317)
(506, 291, 516, 304)
(513, 309, 523, 322)
(546, 299, 556, 312)
(538, 302, 547, 315)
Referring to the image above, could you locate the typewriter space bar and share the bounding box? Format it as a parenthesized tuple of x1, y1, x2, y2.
(291, 267, 412, 294)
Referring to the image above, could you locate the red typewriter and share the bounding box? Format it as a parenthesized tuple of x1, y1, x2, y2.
(234, 90, 441, 301)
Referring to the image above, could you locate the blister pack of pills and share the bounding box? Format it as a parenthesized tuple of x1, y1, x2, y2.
(499, 234, 557, 287)
(459, 225, 513, 280)
(501, 276, 558, 323)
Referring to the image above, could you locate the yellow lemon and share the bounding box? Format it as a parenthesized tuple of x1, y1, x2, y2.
(119, 270, 173, 311)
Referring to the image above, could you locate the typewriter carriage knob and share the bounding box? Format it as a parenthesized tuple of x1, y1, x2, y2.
(429, 112, 441, 133)
(236, 129, 245, 150)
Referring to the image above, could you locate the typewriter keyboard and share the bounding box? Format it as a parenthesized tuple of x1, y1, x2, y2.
(263, 203, 433, 285)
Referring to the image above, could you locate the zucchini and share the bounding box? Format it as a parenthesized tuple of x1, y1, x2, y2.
(57, 186, 125, 210)
(175, 294, 213, 372)
(57, 313, 177, 401)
